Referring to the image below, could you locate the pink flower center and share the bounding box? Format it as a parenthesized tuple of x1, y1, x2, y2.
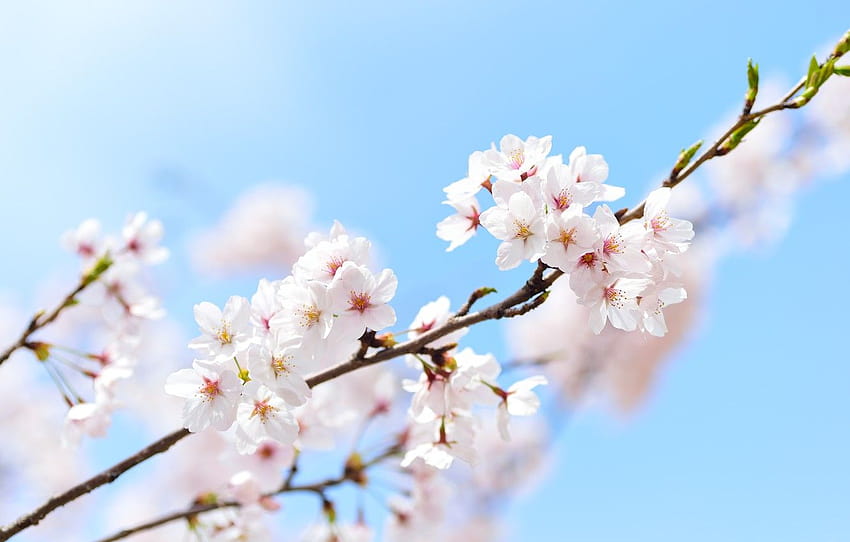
(216, 323, 233, 345)
(578, 252, 598, 269)
(325, 256, 346, 277)
(603, 234, 623, 255)
(651, 212, 670, 232)
(348, 291, 371, 313)
(78, 243, 95, 257)
(552, 190, 572, 211)
(251, 399, 278, 422)
(298, 305, 321, 328)
(508, 148, 525, 170)
(199, 377, 221, 401)
(558, 227, 576, 247)
(604, 286, 626, 309)
(271, 354, 293, 376)
(513, 220, 533, 240)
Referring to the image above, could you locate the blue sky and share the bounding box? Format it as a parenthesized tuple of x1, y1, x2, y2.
(1, 2, 848, 540)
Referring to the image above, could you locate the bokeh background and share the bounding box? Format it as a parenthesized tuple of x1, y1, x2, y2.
(1, 2, 848, 540)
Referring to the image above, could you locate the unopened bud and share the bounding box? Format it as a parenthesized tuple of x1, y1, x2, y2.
(833, 29, 850, 57)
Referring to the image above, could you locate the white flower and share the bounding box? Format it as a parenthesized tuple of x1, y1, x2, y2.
(641, 187, 695, 254)
(542, 162, 598, 213)
(293, 232, 371, 284)
(541, 208, 599, 271)
(407, 296, 467, 349)
(594, 205, 651, 274)
(235, 382, 299, 454)
(401, 416, 477, 470)
(327, 262, 397, 338)
(479, 190, 547, 270)
(496, 375, 547, 440)
(579, 277, 650, 334)
(484, 134, 552, 183)
(62, 400, 113, 447)
(189, 296, 253, 363)
(61, 218, 103, 261)
(436, 195, 481, 252)
(121, 212, 169, 265)
(164, 363, 242, 432)
(638, 284, 687, 337)
(250, 278, 283, 335)
(443, 150, 490, 202)
(245, 335, 311, 406)
(270, 278, 335, 347)
(567, 146, 623, 201)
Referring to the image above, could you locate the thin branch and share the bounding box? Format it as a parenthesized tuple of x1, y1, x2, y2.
(0, 282, 88, 367)
(0, 429, 190, 541)
(617, 48, 845, 226)
(305, 265, 561, 388)
(0, 254, 114, 368)
(93, 446, 402, 542)
(10, 32, 849, 542)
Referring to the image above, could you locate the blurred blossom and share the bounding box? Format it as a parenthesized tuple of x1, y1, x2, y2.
(191, 184, 315, 276)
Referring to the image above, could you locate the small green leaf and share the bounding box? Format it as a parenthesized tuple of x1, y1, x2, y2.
(722, 119, 760, 152)
(82, 253, 114, 286)
(747, 58, 759, 89)
(806, 55, 820, 86)
(835, 65, 850, 77)
(674, 140, 703, 172)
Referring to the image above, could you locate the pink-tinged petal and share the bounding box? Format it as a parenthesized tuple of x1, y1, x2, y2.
(588, 302, 608, 334)
(164, 369, 201, 398)
(491, 179, 522, 205)
(609, 306, 637, 332)
(364, 303, 396, 331)
(580, 154, 609, 184)
(372, 269, 398, 303)
(194, 302, 222, 334)
(224, 296, 250, 327)
(644, 187, 672, 221)
(508, 192, 536, 222)
(497, 405, 511, 441)
(437, 214, 477, 251)
(332, 312, 367, 341)
(495, 240, 524, 270)
(597, 184, 626, 202)
(478, 206, 509, 239)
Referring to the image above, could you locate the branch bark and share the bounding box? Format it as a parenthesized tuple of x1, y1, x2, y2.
(0, 429, 190, 541)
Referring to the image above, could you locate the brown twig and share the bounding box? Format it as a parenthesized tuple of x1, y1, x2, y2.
(616, 47, 844, 226)
(306, 265, 561, 388)
(93, 447, 402, 542)
(0, 428, 190, 541)
(0, 281, 89, 367)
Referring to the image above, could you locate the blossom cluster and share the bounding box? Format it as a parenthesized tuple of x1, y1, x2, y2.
(166, 222, 399, 454)
(57, 213, 168, 444)
(438, 135, 695, 336)
(399, 296, 547, 470)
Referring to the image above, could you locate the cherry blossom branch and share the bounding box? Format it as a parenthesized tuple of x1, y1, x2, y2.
(0, 255, 112, 368)
(617, 31, 849, 225)
(0, 428, 189, 542)
(8, 31, 849, 540)
(2, 261, 559, 540)
(93, 446, 402, 542)
(305, 262, 561, 388)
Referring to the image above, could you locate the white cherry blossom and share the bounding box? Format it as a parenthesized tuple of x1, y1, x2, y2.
(189, 296, 253, 363)
(164, 363, 242, 432)
(327, 262, 397, 338)
(235, 382, 299, 454)
(484, 134, 552, 183)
